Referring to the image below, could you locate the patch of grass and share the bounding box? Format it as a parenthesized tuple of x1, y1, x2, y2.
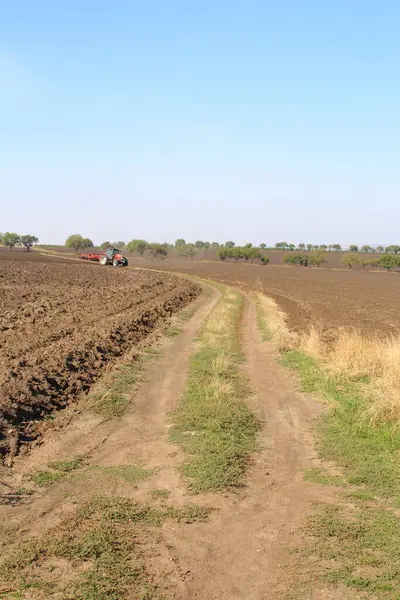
(88, 465, 154, 485)
(139, 347, 160, 362)
(165, 325, 181, 338)
(91, 349, 161, 418)
(91, 390, 131, 418)
(305, 504, 400, 597)
(150, 488, 170, 499)
(49, 456, 84, 472)
(171, 287, 260, 492)
(1, 495, 211, 598)
(256, 301, 273, 341)
(344, 490, 375, 502)
(303, 468, 346, 487)
(31, 470, 65, 487)
(30, 456, 84, 488)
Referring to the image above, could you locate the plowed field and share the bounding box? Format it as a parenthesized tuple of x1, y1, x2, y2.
(0, 259, 199, 463)
(127, 258, 400, 337)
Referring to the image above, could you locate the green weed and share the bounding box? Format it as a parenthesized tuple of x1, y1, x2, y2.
(87, 465, 154, 485)
(150, 488, 170, 499)
(303, 468, 346, 487)
(306, 505, 400, 597)
(31, 470, 65, 487)
(49, 456, 84, 472)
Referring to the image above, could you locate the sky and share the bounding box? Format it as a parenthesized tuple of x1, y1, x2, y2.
(1, 0, 399, 246)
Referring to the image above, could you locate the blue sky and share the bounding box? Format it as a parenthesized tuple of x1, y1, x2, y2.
(1, 1, 399, 245)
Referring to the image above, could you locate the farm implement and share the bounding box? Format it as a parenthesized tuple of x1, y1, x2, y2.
(80, 247, 128, 267)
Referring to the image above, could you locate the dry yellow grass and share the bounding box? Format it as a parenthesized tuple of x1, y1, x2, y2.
(255, 292, 400, 425)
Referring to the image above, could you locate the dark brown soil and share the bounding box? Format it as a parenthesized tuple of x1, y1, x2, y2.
(126, 257, 400, 337)
(0, 259, 199, 463)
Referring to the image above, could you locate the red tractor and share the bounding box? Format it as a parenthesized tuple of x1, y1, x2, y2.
(80, 247, 128, 267)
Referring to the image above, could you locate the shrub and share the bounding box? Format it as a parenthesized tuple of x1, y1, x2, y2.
(341, 254, 360, 269)
(217, 247, 229, 261)
(260, 256, 270, 265)
(284, 253, 309, 266)
(308, 252, 327, 267)
(379, 254, 400, 271)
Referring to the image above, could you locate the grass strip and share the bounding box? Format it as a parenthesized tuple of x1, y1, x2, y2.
(281, 350, 400, 504)
(171, 287, 259, 493)
(256, 296, 400, 505)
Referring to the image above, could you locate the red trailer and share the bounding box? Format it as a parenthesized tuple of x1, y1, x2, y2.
(80, 248, 128, 267)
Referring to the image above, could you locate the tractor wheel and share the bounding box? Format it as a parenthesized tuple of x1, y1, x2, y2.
(100, 256, 108, 265)
(123, 258, 128, 267)
(113, 258, 119, 267)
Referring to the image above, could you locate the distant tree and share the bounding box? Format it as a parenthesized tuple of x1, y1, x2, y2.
(313, 245, 319, 251)
(360, 258, 379, 270)
(361, 245, 372, 253)
(243, 247, 260, 262)
(195, 241, 204, 249)
(376, 245, 384, 253)
(306, 243, 313, 251)
(126, 239, 148, 256)
(284, 254, 297, 265)
(309, 252, 327, 267)
(250, 248, 261, 262)
(225, 241, 235, 247)
(175, 239, 186, 247)
(178, 243, 196, 259)
(275, 242, 288, 250)
(319, 244, 328, 251)
(260, 243, 266, 249)
(100, 241, 111, 249)
(332, 244, 342, 251)
(204, 241, 211, 249)
(260, 255, 270, 265)
(20, 234, 38, 252)
(298, 243, 305, 250)
(245, 243, 253, 248)
(379, 254, 400, 271)
(217, 247, 229, 261)
(385, 245, 400, 254)
(82, 238, 94, 249)
(341, 254, 360, 269)
(212, 242, 220, 248)
(232, 247, 243, 262)
(284, 253, 309, 267)
(3, 232, 20, 250)
(149, 243, 168, 259)
(65, 234, 86, 252)
(113, 241, 125, 248)
(349, 245, 359, 252)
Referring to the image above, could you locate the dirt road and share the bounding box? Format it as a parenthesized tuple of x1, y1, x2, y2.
(0, 281, 353, 599)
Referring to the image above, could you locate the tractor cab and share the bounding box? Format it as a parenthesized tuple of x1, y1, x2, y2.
(106, 248, 119, 260)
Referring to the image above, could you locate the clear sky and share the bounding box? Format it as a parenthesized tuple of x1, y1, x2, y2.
(1, 1, 399, 246)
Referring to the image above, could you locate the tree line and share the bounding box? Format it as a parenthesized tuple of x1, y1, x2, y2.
(0, 232, 39, 251)
(274, 242, 400, 253)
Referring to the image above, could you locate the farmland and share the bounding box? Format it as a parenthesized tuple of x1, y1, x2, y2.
(128, 256, 400, 336)
(1, 248, 400, 599)
(0, 256, 199, 463)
